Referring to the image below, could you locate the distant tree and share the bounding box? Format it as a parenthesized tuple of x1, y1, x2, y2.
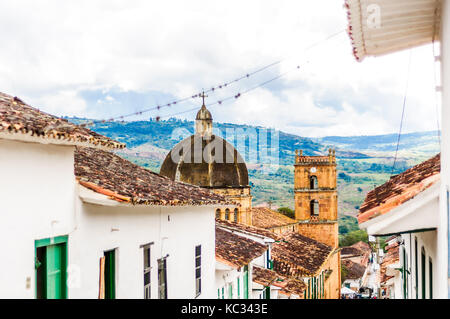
(357, 187, 363, 192)
(339, 229, 368, 247)
(277, 207, 295, 219)
(339, 225, 349, 234)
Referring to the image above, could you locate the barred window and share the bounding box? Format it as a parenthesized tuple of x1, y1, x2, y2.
(158, 257, 168, 299)
(143, 244, 152, 299)
(195, 245, 201, 297)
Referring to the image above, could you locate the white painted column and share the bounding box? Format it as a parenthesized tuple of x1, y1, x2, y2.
(439, 0, 450, 299)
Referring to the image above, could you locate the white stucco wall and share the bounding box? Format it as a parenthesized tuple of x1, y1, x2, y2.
(0, 138, 217, 299)
(402, 230, 437, 299)
(0, 139, 76, 298)
(69, 198, 216, 299)
(440, 0, 450, 299)
(215, 267, 244, 299)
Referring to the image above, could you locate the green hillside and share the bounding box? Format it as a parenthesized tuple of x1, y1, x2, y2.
(69, 117, 440, 237)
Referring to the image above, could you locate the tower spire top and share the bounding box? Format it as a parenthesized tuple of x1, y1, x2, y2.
(195, 90, 213, 136)
(199, 90, 208, 106)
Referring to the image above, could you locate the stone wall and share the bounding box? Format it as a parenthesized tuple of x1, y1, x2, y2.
(297, 222, 339, 249)
(294, 190, 338, 221)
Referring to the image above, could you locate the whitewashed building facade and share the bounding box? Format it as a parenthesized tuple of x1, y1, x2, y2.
(0, 92, 228, 298)
(345, 0, 450, 298)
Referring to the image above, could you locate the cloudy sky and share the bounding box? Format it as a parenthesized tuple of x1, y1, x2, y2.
(0, 0, 441, 137)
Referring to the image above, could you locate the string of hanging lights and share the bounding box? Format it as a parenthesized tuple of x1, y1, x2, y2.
(154, 63, 305, 121)
(79, 29, 344, 127)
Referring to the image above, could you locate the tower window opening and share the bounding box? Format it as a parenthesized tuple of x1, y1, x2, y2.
(310, 200, 319, 217)
(310, 176, 318, 189)
(234, 208, 238, 222)
(225, 208, 230, 221)
(216, 209, 221, 219)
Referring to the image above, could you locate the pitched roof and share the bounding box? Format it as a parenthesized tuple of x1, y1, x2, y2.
(359, 154, 440, 224)
(380, 242, 400, 284)
(0, 92, 124, 149)
(341, 246, 363, 257)
(215, 218, 280, 241)
(75, 147, 229, 206)
(272, 232, 333, 278)
(251, 207, 298, 229)
(252, 266, 279, 287)
(351, 241, 371, 253)
(342, 259, 366, 280)
(215, 227, 267, 268)
(252, 266, 306, 297)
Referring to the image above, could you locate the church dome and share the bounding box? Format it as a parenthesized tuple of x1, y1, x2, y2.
(196, 104, 212, 120)
(159, 134, 249, 188)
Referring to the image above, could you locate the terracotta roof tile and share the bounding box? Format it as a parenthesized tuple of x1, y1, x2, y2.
(252, 266, 279, 287)
(272, 232, 333, 277)
(351, 241, 371, 253)
(342, 259, 366, 279)
(359, 154, 440, 224)
(341, 246, 363, 257)
(380, 243, 400, 284)
(75, 147, 229, 206)
(215, 227, 267, 268)
(0, 92, 124, 149)
(252, 266, 306, 297)
(215, 218, 280, 241)
(252, 207, 298, 229)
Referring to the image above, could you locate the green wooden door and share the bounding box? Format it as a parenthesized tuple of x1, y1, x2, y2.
(46, 244, 65, 299)
(35, 236, 67, 299)
(104, 250, 116, 299)
(243, 265, 249, 299)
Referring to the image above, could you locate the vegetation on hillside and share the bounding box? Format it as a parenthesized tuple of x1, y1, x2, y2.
(69, 117, 440, 237)
(339, 230, 368, 247)
(277, 207, 295, 219)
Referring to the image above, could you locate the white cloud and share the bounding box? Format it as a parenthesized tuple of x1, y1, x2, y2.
(0, 0, 440, 137)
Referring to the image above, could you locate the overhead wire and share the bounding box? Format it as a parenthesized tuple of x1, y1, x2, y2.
(79, 29, 345, 127)
(391, 50, 412, 177)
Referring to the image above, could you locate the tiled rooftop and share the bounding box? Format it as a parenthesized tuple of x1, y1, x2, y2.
(380, 242, 400, 284)
(341, 246, 363, 257)
(252, 266, 306, 297)
(75, 147, 229, 206)
(272, 232, 333, 277)
(215, 218, 280, 241)
(215, 227, 267, 268)
(342, 259, 366, 280)
(252, 266, 279, 287)
(351, 241, 371, 253)
(0, 92, 124, 149)
(359, 154, 440, 224)
(251, 207, 298, 230)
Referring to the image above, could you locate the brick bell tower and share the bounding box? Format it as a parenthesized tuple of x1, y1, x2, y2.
(294, 149, 338, 248)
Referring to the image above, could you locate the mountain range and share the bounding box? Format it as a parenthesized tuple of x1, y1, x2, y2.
(68, 117, 441, 235)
